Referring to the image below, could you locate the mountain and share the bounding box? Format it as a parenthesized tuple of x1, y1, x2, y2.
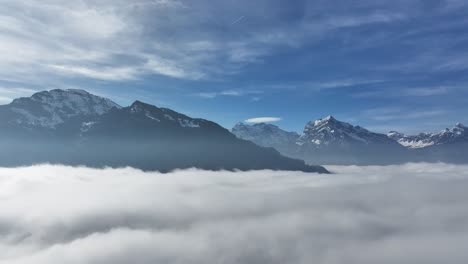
(0, 89, 328, 173)
(297, 116, 396, 146)
(295, 116, 407, 165)
(232, 116, 408, 165)
(387, 123, 468, 164)
(388, 123, 467, 149)
(232, 122, 300, 156)
(0, 89, 120, 129)
(231, 116, 468, 165)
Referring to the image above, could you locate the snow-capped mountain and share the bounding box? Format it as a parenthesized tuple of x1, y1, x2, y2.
(80, 100, 223, 139)
(295, 116, 407, 165)
(232, 116, 408, 165)
(0, 90, 327, 173)
(1, 89, 120, 128)
(232, 122, 300, 155)
(128, 101, 203, 128)
(297, 116, 396, 147)
(388, 123, 467, 149)
(231, 115, 468, 165)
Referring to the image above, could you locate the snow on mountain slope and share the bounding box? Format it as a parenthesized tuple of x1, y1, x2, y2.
(388, 123, 467, 149)
(298, 116, 395, 147)
(232, 122, 299, 147)
(127, 101, 203, 128)
(0, 90, 328, 173)
(4, 89, 121, 128)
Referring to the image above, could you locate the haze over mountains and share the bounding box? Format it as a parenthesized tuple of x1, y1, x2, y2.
(233, 116, 468, 165)
(0, 89, 327, 173)
(2, 89, 465, 170)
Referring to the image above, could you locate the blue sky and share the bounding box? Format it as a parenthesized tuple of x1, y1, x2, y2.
(0, 0, 467, 134)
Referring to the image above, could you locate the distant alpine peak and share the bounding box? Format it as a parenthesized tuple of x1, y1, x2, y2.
(231, 122, 300, 151)
(307, 115, 356, 132)
(455, 122, 465, 128)
(300, 116, 393, 146)
(233, 122, 295, 134)
(389, 122, 467, 149)
(388, 131, 404, 137)
(322, 115, 336, 121)
(313, 115, 337, 126)
(235, 121, 286, 131)
(8, 89, 121, 128)
(239, 122, 281, 129)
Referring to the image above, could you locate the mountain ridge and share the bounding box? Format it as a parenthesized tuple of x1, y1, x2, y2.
(388, 123, 467, 149)
(0, 89, 328, 173)
(3, 89, 121, 129)
(232, 116, 468, 165)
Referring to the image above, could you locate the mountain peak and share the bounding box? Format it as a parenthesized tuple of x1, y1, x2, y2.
(29, 89, 90, 99)
(253, 122, 279, 129)
(130, 100, 149, 108)
(8, 89, 121, 128)
(129, 100, 164, 115)
(390, 122, 467, 149)
(231, 122, 300, 154)
(311, 115, 351, 129)
(455, 122, 465, 128)
(233, 122, 281, 131)
(313, 115, 339, 126)
(131, 100, 146, 106)
(300, 116, 393, 146)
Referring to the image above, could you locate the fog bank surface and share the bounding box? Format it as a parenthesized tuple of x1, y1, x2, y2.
(1, 163, 468, 263)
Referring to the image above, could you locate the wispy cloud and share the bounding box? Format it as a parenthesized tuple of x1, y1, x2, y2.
(196, 89, 262, 99)
(48, 65, 140, 81)
(354, 85, 458, 98)
(311, 79, 385, 90)
(230, 15, 245, 25)
(245, 117, 282, 123)
(0, 87, 39, 104)
(0, 0, 425, 85)
(403, 86, 450, 97)
(362, 107, 448, 121)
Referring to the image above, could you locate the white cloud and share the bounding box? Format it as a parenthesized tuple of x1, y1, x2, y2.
(195, 89, 262, 99)
(403, 86, 450, 96)
(0, 0, 418, 85)
(48, 65, 140, 81)
(245, 117, 282, 123)
(0, 87, 39, 104)
(361, 107, 449, 122)
(0, 163, 468, 263)
(0, 1, 207, 82)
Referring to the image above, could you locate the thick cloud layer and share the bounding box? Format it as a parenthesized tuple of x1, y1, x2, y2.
(1, 163, 468, 263)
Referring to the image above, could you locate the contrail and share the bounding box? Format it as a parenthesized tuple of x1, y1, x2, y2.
(230, 16, 245, 25)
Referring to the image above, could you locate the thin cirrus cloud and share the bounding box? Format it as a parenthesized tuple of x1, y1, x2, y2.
(245, 117, 282, 123)
(0, 0, 213, 83)
(0, 0, 437, 84)
(0, 87, 39, 104)
(0, 163, 468, 263)
(361, 107, 448, 121)
(196, 90, 262, 99)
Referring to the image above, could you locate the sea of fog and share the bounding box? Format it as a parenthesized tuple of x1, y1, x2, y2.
(1, 163, 468, 263)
